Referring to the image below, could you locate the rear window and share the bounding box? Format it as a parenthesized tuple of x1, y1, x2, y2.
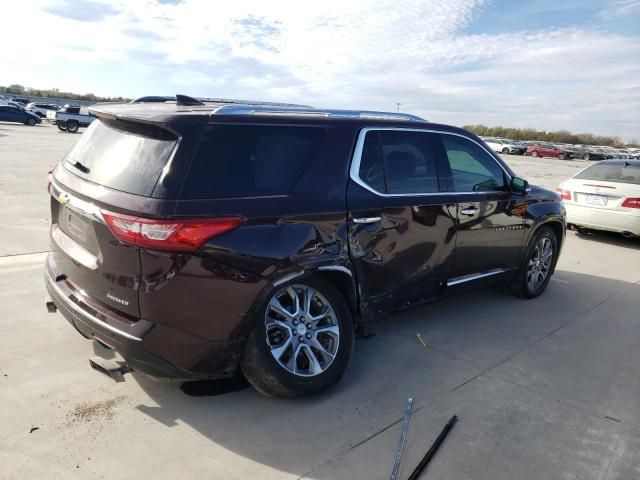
(181, 125, 325, 199)
(574, 162, 640, 185)
(62, 119, 178, 196)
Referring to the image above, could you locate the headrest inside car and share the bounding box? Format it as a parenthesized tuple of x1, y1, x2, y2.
(386, 151, 416, 178)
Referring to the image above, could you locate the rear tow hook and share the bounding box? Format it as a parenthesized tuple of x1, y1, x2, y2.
(89, 357, 133, 383)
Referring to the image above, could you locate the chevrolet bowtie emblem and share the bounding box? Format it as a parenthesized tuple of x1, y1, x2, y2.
(58, 193, 70, 205)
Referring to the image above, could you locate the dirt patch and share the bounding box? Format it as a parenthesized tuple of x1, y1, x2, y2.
(68, 395, 127, 424)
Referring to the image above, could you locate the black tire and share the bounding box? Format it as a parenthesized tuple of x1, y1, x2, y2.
(57, 122, 67, 131)
(558, 153, 566, 160)
(26, 117, 36, 126)
(532, 151, 539, 157)
(241, 276, 354, 397)
(583, 154, 590, 161)
(506, 226, 558, 299)
(502, 147, 509, 154)
(66, 121, 79, 133)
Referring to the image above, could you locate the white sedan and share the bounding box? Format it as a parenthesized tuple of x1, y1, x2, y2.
(557, 160, 640, 238)
(483, 137, 525, 155)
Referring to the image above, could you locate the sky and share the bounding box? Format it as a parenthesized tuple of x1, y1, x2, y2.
(2, 0, 640, 140)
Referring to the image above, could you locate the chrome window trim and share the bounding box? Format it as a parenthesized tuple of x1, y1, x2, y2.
(349, 127, 512, 198)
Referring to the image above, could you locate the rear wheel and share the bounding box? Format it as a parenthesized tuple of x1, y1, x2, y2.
(66, 120, 79, 133)
(502, 147, 509, 154)
(57, 122, 67, 132)
(583, 154, 590, 161)
(26, 117, 36, 126)
(506, 226, 557, 298)
(558, 153, 566, 160)
(241, 277, 354, 397)
(532, 150, 539, 157)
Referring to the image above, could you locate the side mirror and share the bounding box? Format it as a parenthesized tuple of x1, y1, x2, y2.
(511, 176, 530, 195)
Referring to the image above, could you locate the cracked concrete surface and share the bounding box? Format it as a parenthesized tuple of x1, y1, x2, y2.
(2, 122, 640, 479)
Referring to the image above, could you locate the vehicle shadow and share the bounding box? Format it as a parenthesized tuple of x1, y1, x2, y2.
(573, 229, 640, 250)
(130, 270, 635, 477)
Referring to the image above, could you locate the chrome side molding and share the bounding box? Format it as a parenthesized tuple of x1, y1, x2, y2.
(446, 268, 510, 287)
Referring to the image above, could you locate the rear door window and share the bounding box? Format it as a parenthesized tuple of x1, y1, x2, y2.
(62, 119, 178, 196)
(357, 130, 440, 195)
(181, 125, 325, 199)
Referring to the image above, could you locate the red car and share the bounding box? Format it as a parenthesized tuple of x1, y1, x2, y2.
(527, 144, 574, 160)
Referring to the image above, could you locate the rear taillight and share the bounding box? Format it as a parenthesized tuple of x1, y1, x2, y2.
(555, 188, 571, 201)
(621, 198, 640, 209)
(102, 211, 244, 252)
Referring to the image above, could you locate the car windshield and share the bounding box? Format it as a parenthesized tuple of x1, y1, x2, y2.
(574, 162, 640, 185)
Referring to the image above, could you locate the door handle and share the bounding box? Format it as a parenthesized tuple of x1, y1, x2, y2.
(459, 207, 478, 216)
(352, 216, 382, 224)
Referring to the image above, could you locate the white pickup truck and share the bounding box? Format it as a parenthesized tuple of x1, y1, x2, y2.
(46, 105, 95, 133)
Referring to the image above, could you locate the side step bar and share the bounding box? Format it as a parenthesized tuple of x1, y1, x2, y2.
(89, 357, 133, 382)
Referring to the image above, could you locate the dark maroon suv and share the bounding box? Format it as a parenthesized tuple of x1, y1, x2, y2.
(45, 96, 565, 396)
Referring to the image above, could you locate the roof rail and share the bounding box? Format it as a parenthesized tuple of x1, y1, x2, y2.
(212, 105, 426, 122)
(198, 97, 312, 108)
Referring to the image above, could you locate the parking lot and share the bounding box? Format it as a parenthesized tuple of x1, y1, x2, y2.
(1, 122, 640, 479)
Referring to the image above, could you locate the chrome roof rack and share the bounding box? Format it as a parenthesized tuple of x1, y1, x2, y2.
(212, 105, 426, 122)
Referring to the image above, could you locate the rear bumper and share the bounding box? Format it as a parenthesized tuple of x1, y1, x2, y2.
(44, 257, 245, 380)
(565, 203, 640, 236)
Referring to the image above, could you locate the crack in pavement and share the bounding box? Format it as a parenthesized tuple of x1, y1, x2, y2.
(0, 250, 49, 259)
(298, 279, 640, 479)
(296, 403, 427, 480)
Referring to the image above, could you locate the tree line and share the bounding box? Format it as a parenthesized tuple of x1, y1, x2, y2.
(0, 84, 129, 103)
(462, 124, 632, 147)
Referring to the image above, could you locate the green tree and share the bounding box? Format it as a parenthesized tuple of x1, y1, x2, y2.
(464, 124, 625, 147)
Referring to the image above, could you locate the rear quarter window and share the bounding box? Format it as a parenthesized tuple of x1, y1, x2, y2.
(181, 125, 325, 199)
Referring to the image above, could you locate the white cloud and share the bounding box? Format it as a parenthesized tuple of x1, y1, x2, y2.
(1, 0, 639, 140)
(599, 0, 640, 18)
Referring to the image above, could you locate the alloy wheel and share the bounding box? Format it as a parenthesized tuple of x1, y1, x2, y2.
(527, 237, 553, 291)
(265, 285, 340, 377)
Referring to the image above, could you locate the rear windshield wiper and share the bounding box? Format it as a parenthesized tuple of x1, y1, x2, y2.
(70, 160, 90, 174)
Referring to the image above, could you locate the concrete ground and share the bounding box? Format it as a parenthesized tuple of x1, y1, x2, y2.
(1, 122, 639, 480)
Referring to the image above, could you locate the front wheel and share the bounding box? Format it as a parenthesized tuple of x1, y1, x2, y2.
(66, 121, 79, 133)
(57, 122, 67, 131)
(26, 117, 36, 126)
(502, 147, 509, 154)
(558, 153, 566, 160)
(506, 226, 558, 298)
(241, 277, 354, 397)
(532, 151, 539, 157)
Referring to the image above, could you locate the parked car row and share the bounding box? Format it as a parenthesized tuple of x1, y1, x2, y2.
(481, 136, 640, 161)
(0, 102, 42, 125)
(0, 97, 94, 132)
